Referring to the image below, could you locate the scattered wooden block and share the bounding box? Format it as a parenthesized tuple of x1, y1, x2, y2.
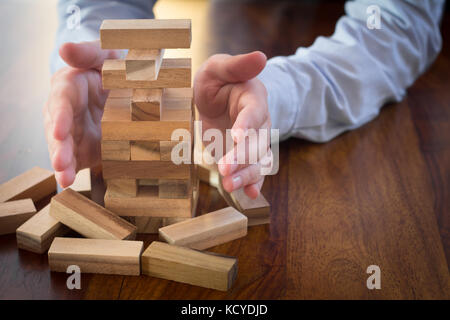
(135, 217, 163, 234)
(126, 49, 165, 81)
(159, 207, 247, 250)
(105, 186, 193, 218)
(68, 168, 91, 198)
(102, 160, 190, 180)
(106, 179, 137, 197)
(102, 58, 191, 89)
(231, 188, 270, 225)
(141, 241, 237, 291)
(130, 141, 160, 160)
(0, 167, 56, 203)
(101, 96, 191, 141)
(48, 237, 143, 276)
(131, 88, 162, 121)
(158, 179, 190, 199)
(101, 140, 130, 161)
(50, 188, 136, 240)
(16, 204, 69, 253)
(0, 199, 36, 235)
(100, 19, 191, 49)
(162, 217, 190, 227)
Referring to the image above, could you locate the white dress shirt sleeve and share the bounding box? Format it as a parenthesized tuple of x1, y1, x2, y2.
(258, 0, 445, 142)
(51, 0, 156, 73)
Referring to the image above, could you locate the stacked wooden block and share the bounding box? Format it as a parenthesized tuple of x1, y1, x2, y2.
(99, 19, 197, 231)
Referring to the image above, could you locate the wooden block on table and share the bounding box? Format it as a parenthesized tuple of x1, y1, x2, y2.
(141, 241, 237, 291)
(135, 217, 164, 234)
(48, 237, 143, 276)
(106, 179, 137, 197)
(0, 199, 36, 235)
(100, 19, 191, 49)
(126, 49, 165, 81)
(0, 167, 56, 203)
(67, 168, 91, 198)
(105, 186, 193, 218)
(102, 160, 190, 180)
(102, 58, 191, 89)
(50, 188, 136, 240)
(158, 179, 190, 199)
(159, 207, 247, 250)
(16, 204, 69, 254)
(101, 96, 191, 141)
(131, 88, 162, 121)
(101, 140, 130, 161)
(130, 141, 160, 160)
(230, 188, 270, 219)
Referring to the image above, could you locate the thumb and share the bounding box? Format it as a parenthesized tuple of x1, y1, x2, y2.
(59, 40, 120, 71)
(206, 51, 267, 84)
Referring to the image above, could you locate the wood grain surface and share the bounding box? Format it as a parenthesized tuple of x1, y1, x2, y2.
(0, 0, 448, 299)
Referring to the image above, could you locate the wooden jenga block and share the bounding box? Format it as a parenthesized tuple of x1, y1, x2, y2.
(68, 168, 91, 198)
(102, 58, 191, 89)
(48, 237, 143, 276)
(131, 88, 162, 121)
(141, 241, 237, 291)
(105, 186, 193, 218)
(230, 188, 270, 225)
(160, 141, 190, 161)
(101, 140, 130, 161)
(16, 204, 69, 253)
(162, 217, 190, 227)
(126, 49, 165, 81)
(161, 98, 192, 121)
(138, 179, 158, 186)
(158, 179, 190, 199)
(163, 87, 193, 100)
(101, 96, 191, 141)
(0, 167, 56, 203)
(100, 19, 191, 49)
(159, 207, 247, 250)
(0, 199, 36, 235)
(102, 160, 190, 180)
(135, 217, 164, 234)
(197, 164, 220, 188)
(50, 188, 136, 240)
(130, 141, 160, 160)
(106, 179, 137, 197)
(108, 88, 132, 98)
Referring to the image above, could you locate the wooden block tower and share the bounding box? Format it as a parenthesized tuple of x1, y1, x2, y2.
(99, 19, 198, 232)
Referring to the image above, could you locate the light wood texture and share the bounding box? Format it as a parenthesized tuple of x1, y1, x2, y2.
(139, 179, 159, 186)
(159, 206, 247, 250)
(101, 140, 130, 161)
(48, 237, 143, 276)
(158, 179, 190, 199)
(16, 204, 69, 254)
(130, 141, 160, 160)
(50, 188, 136, 240)
(126, 49, 165, 81)
(131, 88, 162, 121)
(141, 241, 237, 291)
(162, 217, 190, 227)
(0, 167, 56, 203)
(68, 168, 91, 198)
(106, 179, 137, 197)
(108, 88, 132, 98)
(102, 160, 190, 180)
(0, 199, 36, 235)
(100, 19, 191, 49)
(160, 141, 190, 161)
(135, 217, 164, 234)
(102, 58, 191, 89)
(101, 96, 191, 141)
(105, 186, 193, 218)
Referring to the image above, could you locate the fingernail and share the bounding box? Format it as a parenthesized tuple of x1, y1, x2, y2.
(231, 175, 243, 189)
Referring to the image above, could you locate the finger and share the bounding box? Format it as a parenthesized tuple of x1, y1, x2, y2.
(51, 135, 74, 172)
(55, 156, 77, 188)
(51, 95, 74, 141)
(243, 178, 264, 199)
(221, 162, 262, 193)
(59, 40, 119, 71)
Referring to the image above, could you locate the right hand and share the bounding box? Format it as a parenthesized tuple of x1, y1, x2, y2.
(43, 40, 119, 188)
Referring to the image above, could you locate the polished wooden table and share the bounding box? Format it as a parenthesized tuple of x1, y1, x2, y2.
(0, 0, 448, 299)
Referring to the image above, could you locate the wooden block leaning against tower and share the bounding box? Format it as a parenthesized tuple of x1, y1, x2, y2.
(99, 19, 198, 232)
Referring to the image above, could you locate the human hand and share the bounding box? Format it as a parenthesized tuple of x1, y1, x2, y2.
(43, 40, 119, 188)
(194, 51, 271, 199)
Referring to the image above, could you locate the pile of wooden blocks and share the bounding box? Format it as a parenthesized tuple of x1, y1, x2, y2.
(100, 19, 198, 232)
(0, 19, 272, 292)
